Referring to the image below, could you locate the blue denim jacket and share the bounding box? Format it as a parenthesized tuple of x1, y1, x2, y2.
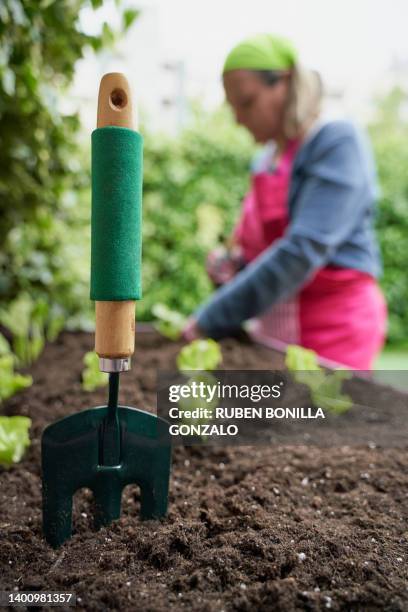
(196, 119, 382, 338)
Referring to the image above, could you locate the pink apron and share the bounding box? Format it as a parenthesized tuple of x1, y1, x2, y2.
(234, 141, 387, 370)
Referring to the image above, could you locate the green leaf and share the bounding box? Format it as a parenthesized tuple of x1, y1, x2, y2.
(312, 390, 353, 415)
(81, 351, 108, 392)
(285, 344, 353, 415)
(285, 345, 325, 391)
(177, 339, 222, 371)
(101, 22, 115, 47)
(123, 9, 140, 31)
(40, 0, 57, 8)
(0, 294, 48, 366)
(0, 355, 32, 402)
(196, 204, 224, 249)
(285, 345, 321, 371)
(2, 67, 16, 96)
(0, 293, 32, 337)
(291, 370, 326, 392)
(0, 333, 10, 356)
(152, 303, 186, 340)
(0, 416, 31, 467)
(46, 313, 65, 342)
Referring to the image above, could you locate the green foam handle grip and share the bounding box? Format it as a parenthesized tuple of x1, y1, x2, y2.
(90, 126, 143, 301)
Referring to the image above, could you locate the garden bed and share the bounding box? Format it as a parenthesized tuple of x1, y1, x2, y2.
(1, 330, 408, 611)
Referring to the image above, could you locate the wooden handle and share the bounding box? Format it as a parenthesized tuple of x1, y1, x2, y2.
(97, 72, 136, 129)
(94, 73, 137, 362)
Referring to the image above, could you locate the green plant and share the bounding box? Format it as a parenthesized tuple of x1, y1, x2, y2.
(0, 1, 140, 342)
(81, 351, 108, 392)
(0, 332, 10, 355)
(152, 303, 186, 340)
(0, 415, 31, 467)
(368, 87, 408, 346)
(285, 345, 353, 415)
(177, 338, 222, 371)
(0, 354, 33, 402)
(0, 333, 32, 402)
(0, 293, 60, 365)
(285, 345, 322, 374)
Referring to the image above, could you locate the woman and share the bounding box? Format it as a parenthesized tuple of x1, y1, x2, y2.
(183, 33, 387, 370)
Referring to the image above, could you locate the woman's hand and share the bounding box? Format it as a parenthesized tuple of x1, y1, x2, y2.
(182, 317, 203, 342)
(206, 246, 244, 286)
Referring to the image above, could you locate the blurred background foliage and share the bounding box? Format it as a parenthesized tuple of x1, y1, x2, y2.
(141, 106, 252, 318)
(0, 0, 407, 370)
(368, 87, 408, 346)
(0, 0, 139, 362)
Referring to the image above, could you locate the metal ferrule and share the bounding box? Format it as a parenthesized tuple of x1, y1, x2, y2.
(99, 357, 131, 373)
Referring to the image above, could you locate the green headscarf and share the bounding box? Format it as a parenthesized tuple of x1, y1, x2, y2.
(223, 33, 298, 74)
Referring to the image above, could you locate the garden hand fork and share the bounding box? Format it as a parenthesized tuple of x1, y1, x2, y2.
(41, 73, 172, 548)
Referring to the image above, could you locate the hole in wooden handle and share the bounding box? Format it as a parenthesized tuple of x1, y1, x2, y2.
(110, 88, 128, 110)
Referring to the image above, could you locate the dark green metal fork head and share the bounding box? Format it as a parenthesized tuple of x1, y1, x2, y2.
(42, 374, 172, 548)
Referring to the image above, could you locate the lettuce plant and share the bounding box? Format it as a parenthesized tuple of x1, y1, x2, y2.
(81, 351, 109, 392)
(285, 345, 353, 415)
(152, 303, 186, 340)
(177, 339, 222, 371)
(0, 293, 51, 366)
(0, 416, 31, 467)
(0, 334, 32, 466)
(0, 333, 33, 403)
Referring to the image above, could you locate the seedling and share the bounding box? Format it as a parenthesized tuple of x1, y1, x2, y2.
(152, 303, 186, 340)
(0, 416, 31, 467)
(177, 338, 222, 371)
(81, 351, 109, 392)
(0, 334, 32, 403)
(0, 294, 53, 366)
(285, 345, 353, 415)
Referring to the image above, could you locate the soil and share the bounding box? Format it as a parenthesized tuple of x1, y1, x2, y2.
(1, 329, 408, 612)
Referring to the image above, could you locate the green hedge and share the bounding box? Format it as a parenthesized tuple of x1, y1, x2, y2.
(0, 0, 139, 358)
(140, 106, 252, 318)
(369, 87, 408, 345)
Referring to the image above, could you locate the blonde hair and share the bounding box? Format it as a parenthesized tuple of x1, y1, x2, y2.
(283, 63, 323, 140)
